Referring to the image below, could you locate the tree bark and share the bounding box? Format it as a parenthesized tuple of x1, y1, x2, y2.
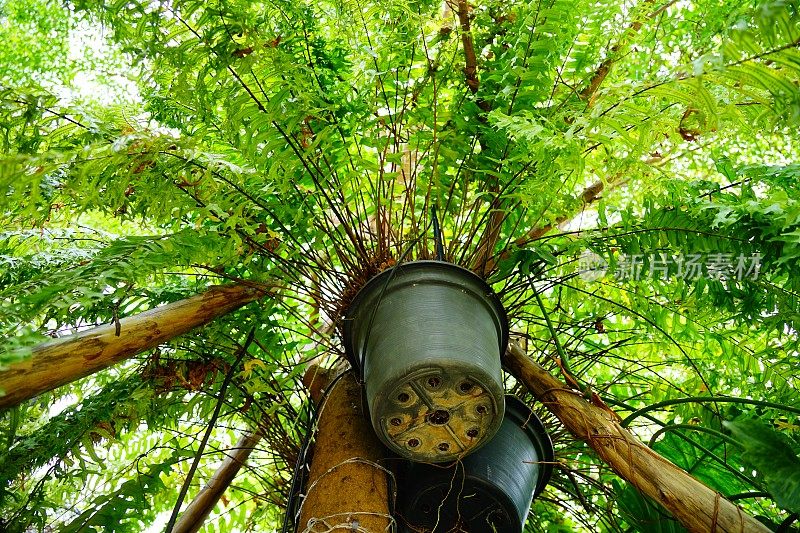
(172, 431, 263, 533)
(298, 370, 391, 533)
(0, 283, 269, 408)
(503, 342, 771, 533)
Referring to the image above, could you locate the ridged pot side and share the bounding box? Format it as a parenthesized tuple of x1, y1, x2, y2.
(397, 396, 554, 533)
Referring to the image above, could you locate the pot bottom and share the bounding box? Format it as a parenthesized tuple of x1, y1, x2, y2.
(370, 364, 504, 462)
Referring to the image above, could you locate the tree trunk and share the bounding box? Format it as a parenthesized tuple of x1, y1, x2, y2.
(0, 283, 268, 408)
(298, 370, 391, 533)
(172, 431, 263, 533)
(503, 343, 771, 533)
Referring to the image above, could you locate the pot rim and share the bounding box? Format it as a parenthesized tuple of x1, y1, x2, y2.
(342, 260, 510, 372)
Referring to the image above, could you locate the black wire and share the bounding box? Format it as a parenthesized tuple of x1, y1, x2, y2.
(281, 370, 349, 533)
(281, 402, 314, 533)
(431, 205, 444, 262)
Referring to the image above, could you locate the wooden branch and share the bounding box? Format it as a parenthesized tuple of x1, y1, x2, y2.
(298, 371, 391, 533)
(457, 0, 491, 112)
(580, 0, 676, 105)
(455, 0, 509, 273)
(172, 430, 263, 533)
(503, 343, 772, 533)
(520, 178, 607, 246)
(457, 0, 501, 274)
(479, 148, 672, 276)
(508, 152, 661, 252)
(474, 177, 614, 276)
(457, 0, 478, 94)
(471, 202, 506, 276)
(0, 283, 269, 408)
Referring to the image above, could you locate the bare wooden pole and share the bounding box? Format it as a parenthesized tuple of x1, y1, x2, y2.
(0, 283, 269, 408)
(503, 342, 771, 533)
(170, 360, 338, 533)
(298, 370, 391, 533)
(171, 431, 263, 533)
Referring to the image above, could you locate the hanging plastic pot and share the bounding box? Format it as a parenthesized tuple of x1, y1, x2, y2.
(396, 396, 554, 533)
(343, 261, 508, 463)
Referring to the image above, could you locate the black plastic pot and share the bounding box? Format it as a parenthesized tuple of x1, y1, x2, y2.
(396, 396, 554, 533)
(343, 261, 508, 463)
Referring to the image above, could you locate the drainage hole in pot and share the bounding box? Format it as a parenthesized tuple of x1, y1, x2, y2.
(428, 409, 450, 425)
(408, 438, 420, 448)
(397, 392, 410, 403)
(390, 417, 402, 427)
(421, 503, 431, 514)
(476, 404, 488, 415)
(437, 442, 450, 452)
(466, 428, 479, 438)
(426, 376, 441, 389)
(459, 381, 473, 393)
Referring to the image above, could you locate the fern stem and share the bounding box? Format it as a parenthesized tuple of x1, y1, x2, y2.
(534, 291, 579, 384)
(622, 396, 800, 427)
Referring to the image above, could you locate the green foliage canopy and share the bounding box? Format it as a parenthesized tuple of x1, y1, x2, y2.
(1, 0, 800, 531)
